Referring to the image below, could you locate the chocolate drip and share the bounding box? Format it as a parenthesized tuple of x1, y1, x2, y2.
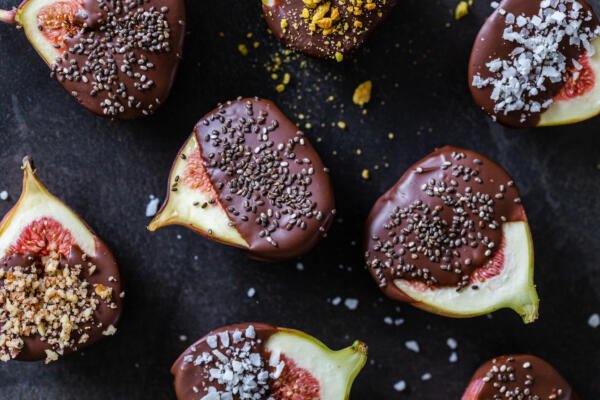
(365, 146, 526, 297)
(262, 0, 397, 60)
(468, 0, 600, 127)
(194, 98, 336, 261)
(0, 240, 123, 362)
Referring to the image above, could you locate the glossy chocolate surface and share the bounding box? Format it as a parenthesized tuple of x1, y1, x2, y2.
(262, 0, 397, 60)
(49, 0, 186, 118)
(171, 323, 278, 400)
(468, 0, 599, 127)
(0, 240, 122, 362)
(365, 146, 525, 298)
(464, 355, 576, 400)
(194, 98, 336, 261)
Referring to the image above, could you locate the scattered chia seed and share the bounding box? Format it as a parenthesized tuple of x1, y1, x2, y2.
(50, 0, 175, 117)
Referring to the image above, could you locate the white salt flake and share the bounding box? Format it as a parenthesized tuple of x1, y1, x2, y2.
(449, 352, 458, 363)
(344, 298, 359, 310)
(145, 195, 160, 217)
(588, 313, 600, 328)
(247, 287, 256, 298)
(393, 380, 406, 392)
(331, 296, 342, 306)
(405, 340, 420, 353)
(206, 335, 218, 349)
(421, 372, 432, 381)
(446, 337, 458, 349)
(245, 325, 256, 339)
(0, 191, 7, 201)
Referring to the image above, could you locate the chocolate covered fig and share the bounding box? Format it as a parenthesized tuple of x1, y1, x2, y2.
(0, 157, 123, 363)
(148, 98, 336, 261)
(462, 355, 577, 400)
(172, 323, 367, 400)
(0, 0, 185, 118)
(365, 146, 539, 322)
(262, 0, 397, 61)
(469, 0, 600, 127)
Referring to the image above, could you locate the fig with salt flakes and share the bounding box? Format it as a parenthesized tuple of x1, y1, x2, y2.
(365, 146, 539, 322)
(469, 0, 600, 127)
(0, 0, 185, 118)
(0, 157, 123, 363)
(172, 323, 367, 400)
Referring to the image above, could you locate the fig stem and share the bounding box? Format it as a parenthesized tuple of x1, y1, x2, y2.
(0, 9, 16, 25)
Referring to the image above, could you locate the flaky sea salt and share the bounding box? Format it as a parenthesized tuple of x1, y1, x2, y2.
(344, 298, 359, 310)
(393, 380, 407, 392)
(473, 0, 600, 120)
(446, 337, 458, 349)
(145, 195, 160, 217)
(0, 191, 7, 201)
(588, 313, 600, 328)
(405, 340, 420, 353)
(449, 352, 458, 363)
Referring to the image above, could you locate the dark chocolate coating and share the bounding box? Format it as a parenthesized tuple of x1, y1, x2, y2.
(468, 0, 599, 127)
(0, 240, 122, 362)
(194, 98, 336, 261)
(171, 323, 278, 400)
(463, 355, 577, 400)
(49, 0, 186, 119)
(262, 0, 397, 60)
(365, 146, 526, 299)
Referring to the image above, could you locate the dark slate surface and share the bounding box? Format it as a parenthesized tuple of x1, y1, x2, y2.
(0, 0, 599, 399)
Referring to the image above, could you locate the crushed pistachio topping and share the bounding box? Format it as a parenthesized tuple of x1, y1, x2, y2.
(353, 80, 372, 106)
(301, 0, 384, 36)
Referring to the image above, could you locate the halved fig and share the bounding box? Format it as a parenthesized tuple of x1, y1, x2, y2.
(171, 323, 367, 400)
(262, 0, 398, 61)
(365, 146, 539, 323)
(469, 0, 600, 127)
(0, 0, 186, 118)
(0, 157, 123, 363)
(148, 98, 336, 261)
(462, 355, 577, 400)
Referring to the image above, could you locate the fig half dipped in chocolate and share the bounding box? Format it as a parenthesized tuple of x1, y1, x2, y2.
(469, 0, 600, 127)
(0, 0, 185, 118)
(0, 157, 123, 363)
(262, 0, 397, 61)
(148, 98, 336, 261)
(365, 146, 539, 322)
(462, 355, 577, 400)
(172, 323, 367, 400)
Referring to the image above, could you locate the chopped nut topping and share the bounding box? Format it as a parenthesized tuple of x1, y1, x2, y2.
(0, 255, 115, 363)
(353, 80, 373, 106)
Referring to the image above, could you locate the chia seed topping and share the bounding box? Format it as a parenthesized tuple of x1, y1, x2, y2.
(477, 356, 570, 400)
(48, 0, 185, 118)
(365, 147, 525, 291)
(190, 98, 336, 260)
